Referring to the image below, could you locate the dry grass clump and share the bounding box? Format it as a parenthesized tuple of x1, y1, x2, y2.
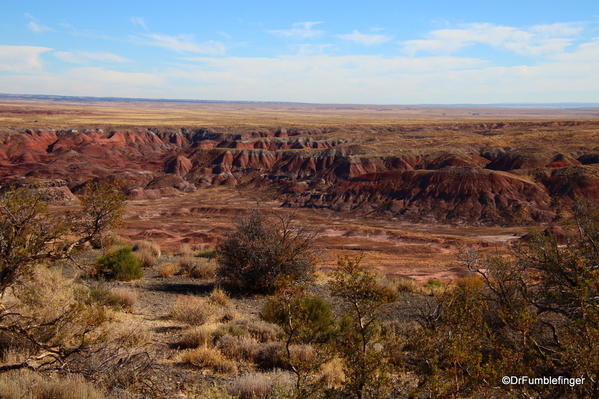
(133, 240, 161, 268)
(255, 341, 285, 370)
(234, 319, 283, 343)
(288, 344, 316, 364)
(375, 273, 400, 297)
(109, 288, 138, 311)
(209, 287, 230, 307)
(194, 259, 217, 279)
(180, 347, 237, 374)
(320, 357, 346, 388)
(179, 244, 195, 265)
(216, 335, 260, 363)
(185, 258, 217, 280)
(133, 240, 161, 257)
(170, 295, 218, 325)
(227, 372, 292, 399)
(0, 369, 105, 399)
(179, 245, 217, 279)
(179, 325, 217, 349)
(159, 262, 178, 277)
(100, 231, 129, 250)
(389, 275, 421, 293)
(110, 322, 153, 347)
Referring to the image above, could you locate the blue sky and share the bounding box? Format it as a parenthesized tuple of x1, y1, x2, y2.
(1, 0, 598, 104)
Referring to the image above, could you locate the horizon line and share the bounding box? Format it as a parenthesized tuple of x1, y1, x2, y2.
(1, 93, 599, 108)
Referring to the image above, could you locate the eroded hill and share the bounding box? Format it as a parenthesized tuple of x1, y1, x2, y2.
(2, 119, 599, 225)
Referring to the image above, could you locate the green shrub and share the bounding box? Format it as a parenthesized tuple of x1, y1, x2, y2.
(197, 248, 217, 259)
(426, 278, 444, 288)
(261, 296, 335, 344)
(85, 288, 122, 310)
(97, 246, 143, 281)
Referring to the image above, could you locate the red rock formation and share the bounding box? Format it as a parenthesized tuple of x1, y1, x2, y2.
(165, 156, 193, 175)
(284, 169, 555, 224)
(2, 126, 599, 225)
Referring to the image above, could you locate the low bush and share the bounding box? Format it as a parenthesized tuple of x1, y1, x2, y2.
(234, 319, 283, 343)
(227, 372, 292, 399)
(197, 248, 217, 259)
(392, 276, 420, 293)
(132, 240, 161, 268)
(132, 240, 161, 257)
(109, 288, 138, 311)
(170, 295, 215, 325)
(216, 209, 317, 294)
(261, 296, 334, 343)
(179, 244, 194, 266)
(255, 341, 284, 370)
(83, 287, 122, 310)
(159, 262, 178, 277)
(180, 347, 237, 374)
(179, 325, 217, 349)
(96, 246, 143, 281)
(190, 260, 217, 279)
(227, 373, 273, 399)
(99, 231, 128, 250)
(209, 287, 230, 307)
(216, 335, 260, 362)
(427, 278, 444, 288)
(320, 357, 346, 388)
(0, 369, 105, 399)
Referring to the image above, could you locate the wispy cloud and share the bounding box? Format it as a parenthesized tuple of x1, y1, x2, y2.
(25, 14, 53, 33)
(0, 45, 52, 72)
(54, 51, 131, 65)
(268, 22, 324, 39)
(403, 22, 583, 57)
(27, 21, 53, 33)
(337, 30, 393, 45)
(131, 17, 148, 31)
(137, 33, 226, 55)
(290, 44, 334, 56)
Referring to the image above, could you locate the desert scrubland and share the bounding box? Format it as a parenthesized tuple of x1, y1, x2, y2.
(1, 97, 599, 398)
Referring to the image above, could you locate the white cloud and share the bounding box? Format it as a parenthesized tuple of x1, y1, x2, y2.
(0, 70, 166, 98)
(4, 48, 599, 103)
(530, 23, 583, 38)
(27, 21, 53, 33)
(3, 25, 599, 104)
(337, 30, 393, 45)
(25, 14, 53, 33)
(0, 45, 52, 72)
(67, 67, 163, 86)
(54, 51, 130, 64)
(138, 33, 226, 55)
(290, 44, 334, 56)
(131, 17, 148, 31)
(403, 22, 583, 57)
(268, 22, 324, 39)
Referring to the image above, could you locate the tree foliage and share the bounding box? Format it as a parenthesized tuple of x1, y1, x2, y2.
(0, 179, 126, 295)
(216, 208, 317, 294)
(262, 286, 336, 398)
(329, 255, 398, 399)
(412, 203, 599, 398)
